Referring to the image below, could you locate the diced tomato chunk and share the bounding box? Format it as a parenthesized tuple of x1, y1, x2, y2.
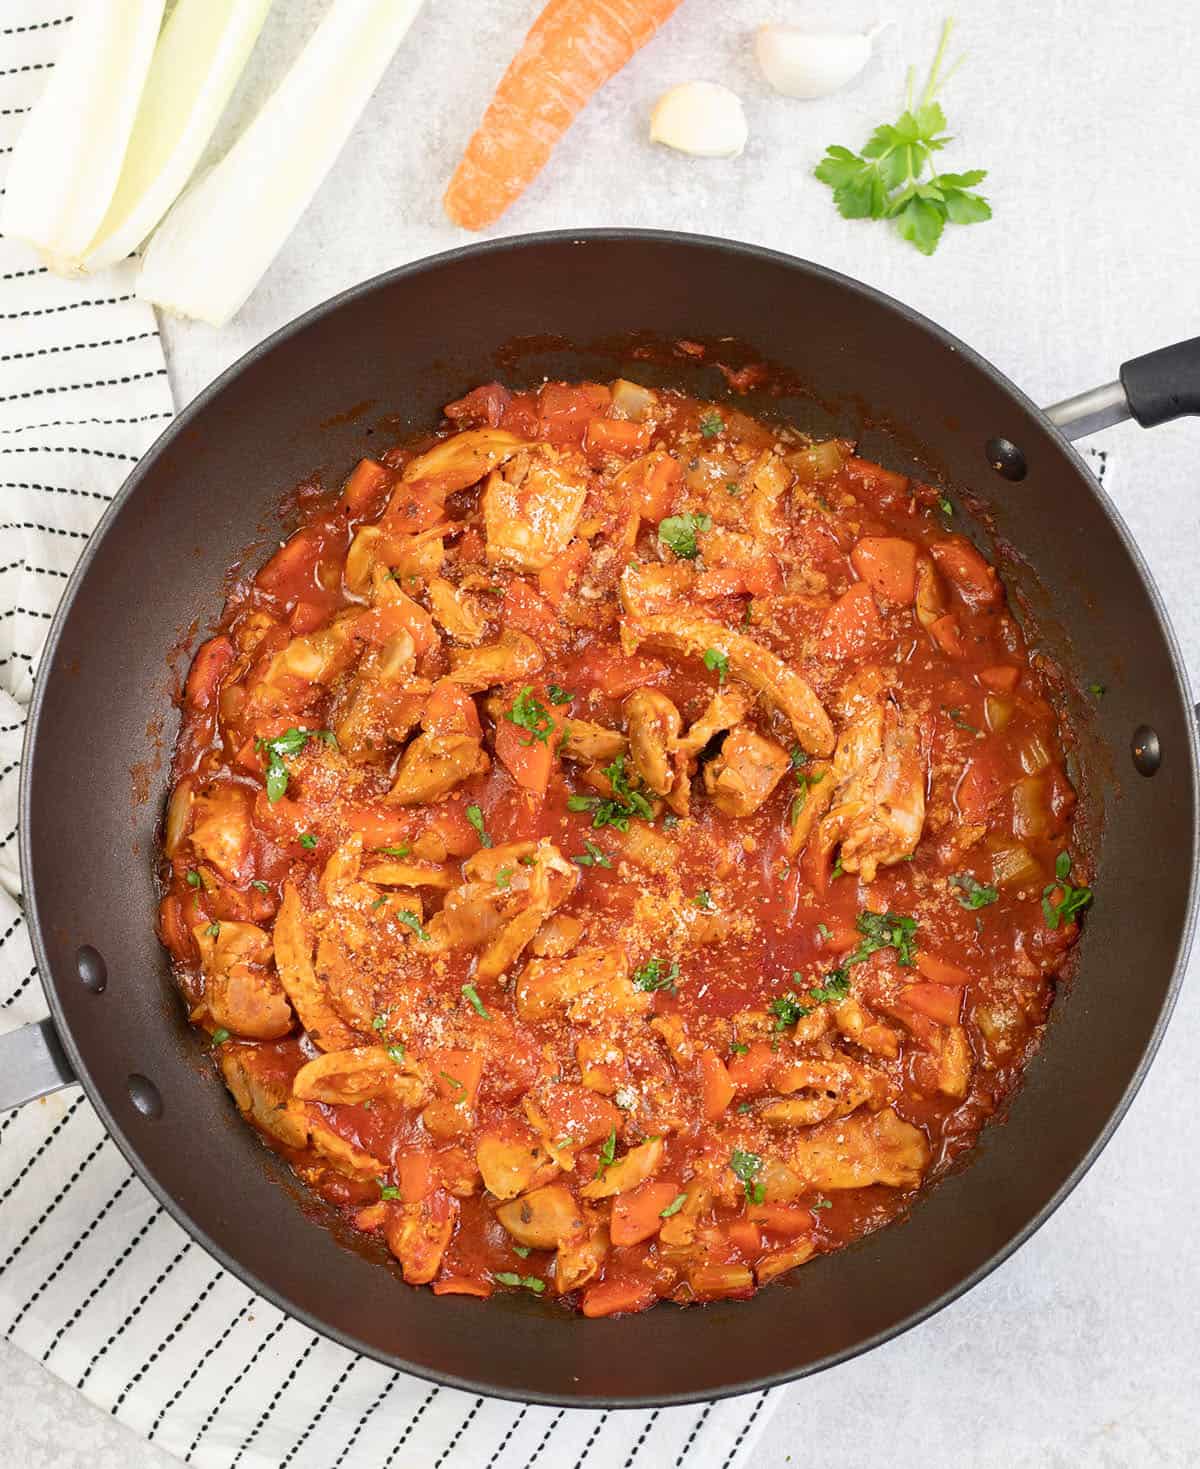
(980, 664, 1020, 693)
(634, 453, 683, 521)
(725, 1041, 775, 1093)
(742, 555, 784, 597)
(726, 1219, 762, 1255)
(255, 525, 325, 596)
(747, 1203, 814, 1238)
(955, 754, 1010, 824)
(850, 537, 918, 604)
(430, 1049, 483, 1105)
(184, 635, 234, 712)
(444, 382, 511, 429)
(900, 981, 962, 1026)
(495, 715, 555, 796)
(500, 579, 558, 642)
(537, 382, 611, 442)
(157, 894, 196, 964)
(843, 457, 909, 497)
(573, 646, 666, 699)
(818, 582, 886, 659)
(423, 680, 481, 737)
(397, 1151, 434, 1203)
(538, 540, 590, 607)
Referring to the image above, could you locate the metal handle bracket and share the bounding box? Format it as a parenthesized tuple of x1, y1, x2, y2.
(0, 1018, 77, 1111)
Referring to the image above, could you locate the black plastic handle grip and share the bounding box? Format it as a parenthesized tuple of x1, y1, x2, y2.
(1120, 336, 1200, 429)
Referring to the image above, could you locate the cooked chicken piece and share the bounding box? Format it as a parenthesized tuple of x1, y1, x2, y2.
(482, 445, 589, 571)
(516, 945, 629, 1022)
(580, 1137, 665, 1199)
(618, 822, 678, 875)
(789, 1107, 930, 1190)
(755, 1241, 816, 1286)
(762, 1056, 889, 1128)
(427, 576, 488, 644)
(558, 716, 627, 765)
(193, 919, 292, 1040)
(219, 1047, 309, 1149)
(530, 912, 585, 958)
(331, 633, 427, 765)
(401, 427, 527, 494)
(555, 1218, 608, 1295)
(784, 756, 834, 859)
(386, 731, 488, 804)
(189, 786, 253, 882)
(320, 834, 363, 899)
(344, 525, 385, 596)
(263, 612, 360, 690)
(385, 1193, 460, 1283)
(618, 561, 694, 616)
(362, 860, 456, 889)
(447, 630, 544, 692)
(676, 686, 750, 758)
(273, 883, 360, 1051)
(622, 614, 835, 756)
(475, 906, 547, 983)
(307, 1119, 387, 1179)
(292, 1047, 427, 1108)
(476, 1125, 559, 1200)
(624, 688, 682, 797)
(745, 450, 792, 537)
(495, 1183, 587, 1251)
(933, 1025, 972, 1099)
(832, 997, 900, 1059)
(650, 1013, 693, 1065)
(704, 728, 791, 817)
(817, 692, 926, 881)
(914, 554, 947, 630)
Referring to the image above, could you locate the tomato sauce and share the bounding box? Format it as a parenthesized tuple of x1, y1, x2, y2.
(159, 377, 1089, 1316)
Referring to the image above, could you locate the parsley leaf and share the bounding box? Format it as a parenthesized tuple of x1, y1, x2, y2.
(575, 754, 654, 832)
(596, 1126, 618, 1176)
(186, 869, 202, 889)
(494, 866, 513, 889)
(506, 686, 555, 745)
(657, 512, 712, 561)
(462, 982, 491, 1019)
(298, 833, 318, 850)
(949, 873, 998, 910)
(632, 957, 679, 993)
(814, 19, 990, 256)
(493, 1272, 546, 1294)
(396, 909, 431, 942)
(1088, 682, 1106, 698)
(255, 726, 334, 804)
(849, 909, 918, 967)
(694, 889, 713, 911)
(698, 410, 724, 438)
(573, 840, 612, 869)
(703, 647, 729, 685)
(943, 705, 981, 735)
(379, 1183, 402, 1201)
(210, 1027, 230, 1047)
(547, 683, 573, 705)
(1042, 852, 1093, 930)
(204, 921, 221, 939)
(806, 968, 852, 1005)
(376, 843, 411, 858)
(387, 1044, 406, 1065)
(729, 1148, 764, 1204)
(465, 803, 492, 848)
(660, 1192, 688, 1218)
(769, 993, 811, 1030)
(250, 879, 270, 893)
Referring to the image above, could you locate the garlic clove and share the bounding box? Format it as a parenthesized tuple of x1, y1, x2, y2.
(754, 22, 885, 100)
(649, 81, 748, 158)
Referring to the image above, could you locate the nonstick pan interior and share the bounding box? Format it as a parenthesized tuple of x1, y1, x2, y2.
(21, 232, 1197, 1404)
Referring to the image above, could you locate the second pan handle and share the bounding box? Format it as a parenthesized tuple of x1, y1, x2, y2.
(1045, 335, 1200, 440)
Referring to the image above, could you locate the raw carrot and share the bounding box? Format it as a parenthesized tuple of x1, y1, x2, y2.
(444, 0, 686, 230)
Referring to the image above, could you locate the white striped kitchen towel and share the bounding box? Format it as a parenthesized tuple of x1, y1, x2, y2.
(0, 8, 778, 1468)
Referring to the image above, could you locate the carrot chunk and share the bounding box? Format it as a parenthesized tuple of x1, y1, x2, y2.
(341, 457, 394, 515)
(930, 535, 1001, 609)
(818, 582, 886, 659)
(582, 1278, 658, 1318)
(900, 981, 962, 1026)
(698, 1050, 736, 1119)
(585, 417, 652, 457)
(850, 537, 918, 604)
(916, 951, 972, 986)
(495, 715, 555, 796)
(610, 1179, 681, 1246)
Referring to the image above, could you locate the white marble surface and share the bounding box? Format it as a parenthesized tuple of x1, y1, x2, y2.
(4, 0, 1200, 1463)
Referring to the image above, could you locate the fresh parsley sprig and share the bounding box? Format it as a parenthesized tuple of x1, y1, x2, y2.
(815, 18, 991, 256)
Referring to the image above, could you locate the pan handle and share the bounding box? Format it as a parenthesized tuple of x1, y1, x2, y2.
(1046, 336, 1200, 440)
(0, 1018, 78, 1112)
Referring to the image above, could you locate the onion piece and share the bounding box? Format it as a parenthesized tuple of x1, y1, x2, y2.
(83, 0, 275, 271)
(610, 380, 658, 423)
(138, 0, 425, 325)
(649, 82, 748, 159)
(0, 1, 165, 270)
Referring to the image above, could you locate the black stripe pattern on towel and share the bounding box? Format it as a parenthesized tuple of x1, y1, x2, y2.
(0, 7, 782, 1467)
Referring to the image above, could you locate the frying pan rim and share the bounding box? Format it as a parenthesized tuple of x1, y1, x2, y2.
(17, 227, 1199, 1408)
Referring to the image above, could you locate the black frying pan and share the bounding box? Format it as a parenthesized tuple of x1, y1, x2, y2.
(5, 231, 1199, 1407)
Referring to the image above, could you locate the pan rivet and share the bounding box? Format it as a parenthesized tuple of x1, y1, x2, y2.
(984, 437, 1027, 482)
(1131, 725, 1161, 776)
(127, 1075, 163, 1120)
(76, 945, 107, 993)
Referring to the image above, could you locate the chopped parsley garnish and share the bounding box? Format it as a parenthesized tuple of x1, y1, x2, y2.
(1042, 851, 1093, 930)
(439, 1070, 466, 1093)
(387, 1044, 406, 1065)
(573, 841, 612, 869)
(849, 909, 918, 967)
(255, 726, 334, 804)
(596, 1126, 618, 1177)
(816, 922, 831, 942)
(730, 1148, 764, 1204)
(943, 705, 981, 735)
(250, 879, 270, 893)
(811, 1196, 832, 1213)
(506, 686, 555, 745)
(299, 833, 318, 849)
(204, 921, 221, 939)
(462, 982, 491, 1019)
(210, 1028, 230, 1047)
(570, 754, 654, 832)
(831, 853, 845, 880)
(805, 969, 853, 1006)
(397, 909, 431, 942)
(632, 957, 679, 993)
(465, 803, 492, 848)
(371, 896, 387, 911)
(703, 647, 729, 684)
(726, 480, 742, 495)
(694, 890, 713, 910)
(660, 1193, 688, 1218)
(376, 843, 412, 858)
(698, 410, 725, 437)
(949, 873, 998, 910)
(769, 993, 811, 1030)
(512, 1244, 531, 1258)
(730, 1041, 749, 1055)
(657, 511, 712, 560)
(371, 1012, 389, 1032)
(547, 683, 573, 705)
(186, 869, 202, 889)
(494, 866, 514, 890)
(1088, 682, 1106, 698)
(788, 749, 826, 825)
(493, 1272, 545, 1294)
(378, 1182, 402, 1201)
(938, 492, 954, 517)
(736, 1101, 753, 1113)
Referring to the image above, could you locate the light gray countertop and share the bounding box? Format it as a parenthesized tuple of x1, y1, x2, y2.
(4, 0, 1200, 1462)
